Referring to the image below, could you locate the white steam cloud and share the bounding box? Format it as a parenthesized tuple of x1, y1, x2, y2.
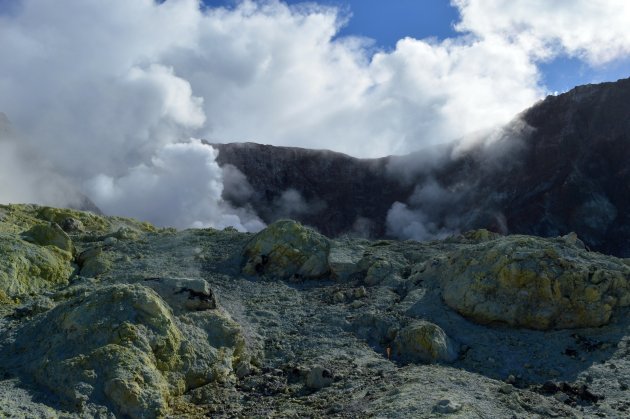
(86, 139, 264, 231)
(0, 0, 628, 230)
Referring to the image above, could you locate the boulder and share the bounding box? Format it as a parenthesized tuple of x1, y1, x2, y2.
(242, 220, 330, 280)
(7, 284, 252, 418)
(364, 259, 395, 286)
(437, 235, 630, 329)
(305, 366, 333, 389)
(393, 321, 458, 363)
(143, 277, 216, 313)
(22, 222, 74, 253)
(77, 246, 112, 278)
(60, 217, 85, 233)
(0, 233, 73, 298)
(328, 243, 364, 281)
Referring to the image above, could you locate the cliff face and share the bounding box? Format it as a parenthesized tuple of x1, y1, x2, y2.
(214, 77, 630, 257)
(213, 142, 414, 238)
(498, 79, 630, 255)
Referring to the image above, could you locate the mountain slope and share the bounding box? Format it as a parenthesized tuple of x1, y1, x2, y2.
(214, 77, 630, 256)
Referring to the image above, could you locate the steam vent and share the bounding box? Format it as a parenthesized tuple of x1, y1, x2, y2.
(0, 204, 629, 417)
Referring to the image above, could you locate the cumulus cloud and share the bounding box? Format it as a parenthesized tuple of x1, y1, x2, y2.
(454, 0, 630, 65)
(0, 0, 628, 230)
(175, 0, 542, 156)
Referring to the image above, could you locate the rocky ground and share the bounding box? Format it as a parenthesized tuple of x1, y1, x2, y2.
(0, 204, 629, 418)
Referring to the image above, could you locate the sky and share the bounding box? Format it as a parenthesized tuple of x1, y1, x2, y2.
(0, 0, 629, 230)
(203, 0, 630, 94)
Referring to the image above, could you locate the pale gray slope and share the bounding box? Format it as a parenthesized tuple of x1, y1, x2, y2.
(0, 205, 629, 418)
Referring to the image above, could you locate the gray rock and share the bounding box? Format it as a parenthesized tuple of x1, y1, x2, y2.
(328, 243, 363, 281)
(143, 277, 216, 313)
(433, 399, 462, 414)
(242, 220, 330, 280)
(393, 321, 458, 363)
(61, 217, 84, 233)
(305, 366, 333, 389)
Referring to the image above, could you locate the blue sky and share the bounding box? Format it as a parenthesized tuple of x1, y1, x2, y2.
(203, 0, 629, 94)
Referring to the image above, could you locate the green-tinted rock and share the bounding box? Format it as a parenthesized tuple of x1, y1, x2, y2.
(8, 284, 254, 417)
(0, 233, 73, 298)
(22, 222, 74, 253)
(242, 220, 330, 280)
(393, 321, 458, 363)
(436, 235, 630, 329)
(13, 284, 177, 418)
(77, 246, 112, 278)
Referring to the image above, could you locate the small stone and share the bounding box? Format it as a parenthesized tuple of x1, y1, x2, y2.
(554, 392, 570, 403)
(499, 384, 514, 394)
(333, 291, 346, 303)
(305, 366, 333, 390)
(103, 237, 118, 245)
(433, 399, 462, 414)
(353, 286, 367, 299)
(506, 374, 516, 384)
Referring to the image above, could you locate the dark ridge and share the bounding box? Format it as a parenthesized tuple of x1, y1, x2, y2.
(211, 142, 414, 238)
(211, 77, 630, 256)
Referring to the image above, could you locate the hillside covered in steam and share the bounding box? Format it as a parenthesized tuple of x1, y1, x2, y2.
(214, 77, 630, 257)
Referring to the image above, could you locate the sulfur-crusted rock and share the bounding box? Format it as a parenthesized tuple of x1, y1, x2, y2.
(36, 206, 155, 236)
(242, 220, 330, 280)
(6, 284, 253, 418)
(22, 222, 74, 253)
(11, 284, 178, 417)
(77, 246, 112, 278)
(393, 321, 458, 363)
(437, 235, 630, 329)
(0, 233, 74, 298)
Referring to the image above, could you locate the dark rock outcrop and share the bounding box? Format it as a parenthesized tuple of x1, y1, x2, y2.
(213, 77, 630, 256)
(212, 142, 412, 238)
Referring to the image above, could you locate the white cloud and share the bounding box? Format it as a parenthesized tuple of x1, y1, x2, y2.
(454, 0, 630, 65)
(174, 0, 541, 156)
(0, 0, 628, 229)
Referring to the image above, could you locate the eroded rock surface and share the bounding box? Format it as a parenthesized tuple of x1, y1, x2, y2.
(7, 283, 253, 418)
(393, 321, 459, 363)
(1, 204, 630, 418)
(0, 233, 73, 299)
(242, 220, 330, 280)
(434, 234, 630, 329)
